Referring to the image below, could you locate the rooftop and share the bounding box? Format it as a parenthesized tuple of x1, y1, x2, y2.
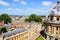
(2, 28, 26, 38)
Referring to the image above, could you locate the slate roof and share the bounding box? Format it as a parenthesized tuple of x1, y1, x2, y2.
(2, 28, 26, 38)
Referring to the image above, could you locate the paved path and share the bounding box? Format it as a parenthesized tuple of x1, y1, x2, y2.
(27, 32, 40, 40)
(26, 27, 45, 40)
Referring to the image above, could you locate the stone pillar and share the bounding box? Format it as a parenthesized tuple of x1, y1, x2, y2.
(18, 35, 20, 40)
(10, 38, 12, 40)
(52, 26, 54, 35)
(17, 36, 19, 40)
(53, 38, 55, 40)
(59, 27, 60, 35)
(58, 27, 60, 35)
(54, 26, 56, 35)
(47, 35, 49, 40)
(49, 26, 51, 33)
(13, 37, 15, 40)
(16, 36, 18, 40)
(19, 35, 21, 40)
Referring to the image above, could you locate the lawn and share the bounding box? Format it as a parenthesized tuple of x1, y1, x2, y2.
(36, 36, 44, 40)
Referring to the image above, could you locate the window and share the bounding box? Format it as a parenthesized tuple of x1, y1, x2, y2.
(50, 26, 52, 34)
(56, 27, 58, 31)
(56, 32, 58, 34)
(50, 16, 53, 21)
(57, 17, 59, 21)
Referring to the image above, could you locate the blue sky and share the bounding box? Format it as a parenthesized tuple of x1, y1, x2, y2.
(0, 0, 57, 16)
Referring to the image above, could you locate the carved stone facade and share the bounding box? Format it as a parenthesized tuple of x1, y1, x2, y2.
(44, 0, 60, 40)
(0, 22, 41, 40)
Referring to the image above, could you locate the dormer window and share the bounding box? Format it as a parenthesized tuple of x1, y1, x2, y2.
(50, 16, 53, 21)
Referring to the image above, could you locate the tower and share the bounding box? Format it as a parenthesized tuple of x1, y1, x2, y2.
(44, 0, 60, 40)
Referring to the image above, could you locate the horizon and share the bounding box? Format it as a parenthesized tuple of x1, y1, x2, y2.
(0, 0, 57, 15)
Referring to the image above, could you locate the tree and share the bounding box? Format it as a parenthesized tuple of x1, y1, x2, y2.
(35, 16, 42, 23)
(0, 27, 7, 33)
(25, 14, 42, 23)
(25, 18, 29, 22)
(0, 14, 12, 24)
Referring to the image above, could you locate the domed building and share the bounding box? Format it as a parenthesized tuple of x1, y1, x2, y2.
(44, 0, 60, 40)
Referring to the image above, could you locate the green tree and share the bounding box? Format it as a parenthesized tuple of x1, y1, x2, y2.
(25, 18, 29, 22)
(0, 14, 12, 24)
(35, 16, 42, 23)
(0, 27, 7, 33)
(25, 14, 42, 23)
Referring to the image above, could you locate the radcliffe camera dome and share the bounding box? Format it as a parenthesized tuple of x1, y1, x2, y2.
(57, 0, 60, 6)
(44, 0, 60, 40)
(51, 0, 60, 15)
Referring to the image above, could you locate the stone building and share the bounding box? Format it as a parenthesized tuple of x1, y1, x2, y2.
(0, 22, 41, 40)
(44, 0, 60, 40)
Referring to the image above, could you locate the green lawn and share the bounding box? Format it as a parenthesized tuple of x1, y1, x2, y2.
(36, 36, 44, 40)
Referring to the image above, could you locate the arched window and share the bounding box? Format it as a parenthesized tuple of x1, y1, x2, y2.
(56, 27, 58, 31)
(57, 17, 59, 21)
(55, 38, 58, 40)
(50, 16, 53, 21)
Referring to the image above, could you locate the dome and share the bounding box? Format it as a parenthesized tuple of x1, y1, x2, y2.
(50, 0, 60, 16)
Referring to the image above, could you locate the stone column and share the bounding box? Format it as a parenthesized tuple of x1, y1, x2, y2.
(19, 35, 21, 40)
(47, 35, 49, 40)
(58, 27, 60, 35)
(49, 26, 51, 33)
(18, 35, 20, 40)
(13, 37, 15, 40)
(16, 36, 18, 40)
(54, 26, 56, 35)
(52, 26, 54, 35)
(10, 38, 12, 40)
(17, 36, 19, 40)
(53, 38, 55, 40)
(59, 27, 60, 35)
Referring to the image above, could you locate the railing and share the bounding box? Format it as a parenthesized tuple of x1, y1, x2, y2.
(45, 31, 60, 38)
(45, 31, 53, 36)
(45, 19, 60, 23)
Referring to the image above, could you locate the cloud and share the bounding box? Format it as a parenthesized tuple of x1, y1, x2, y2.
(42, 1, 53, 6)
(13, 0, 19, 2)
(20, 1, 27, 5)
(0, 0, 10, 6)
(25, 8, 50, 15)
(0, 8, 24, 15)
(0, 8, 51, 15)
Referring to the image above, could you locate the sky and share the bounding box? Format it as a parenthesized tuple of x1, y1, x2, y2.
(0, 0, 57, 16)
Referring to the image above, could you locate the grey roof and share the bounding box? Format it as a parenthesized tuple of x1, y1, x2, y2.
(4, 24, 12, 30)
(3, 28, 26, 38)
